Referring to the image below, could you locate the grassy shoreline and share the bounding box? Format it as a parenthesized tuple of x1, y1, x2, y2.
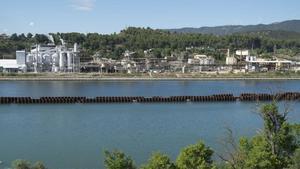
(1, 72, 300, 81)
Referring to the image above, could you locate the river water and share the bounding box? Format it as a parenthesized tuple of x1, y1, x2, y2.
(0, 80, 300, 169)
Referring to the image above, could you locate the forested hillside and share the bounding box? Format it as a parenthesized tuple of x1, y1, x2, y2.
(167, 20, 300, 35)
(1, 27, 300, 61)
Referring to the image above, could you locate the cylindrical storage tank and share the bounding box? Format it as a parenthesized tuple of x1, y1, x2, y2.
(51, 53, 59, 72)
(67, 52, 73, 71)
(26, 54, 34, 63)
(74, 43, 78, 52)
(59, 52, 66, 71)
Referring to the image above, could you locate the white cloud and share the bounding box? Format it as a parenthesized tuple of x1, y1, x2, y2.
(70, 0, 96, 11)
(29, 22, 35, 27)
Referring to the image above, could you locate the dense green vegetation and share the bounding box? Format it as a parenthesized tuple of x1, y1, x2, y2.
(166, 20, 300, 35)
(141, 152, 176, 169)
(236, 30, 300, 41)
(11, 160, 46, 169)
(1, 27, 300, 62)
(10, 102, 300, 169)
(104, 150, 137, 169)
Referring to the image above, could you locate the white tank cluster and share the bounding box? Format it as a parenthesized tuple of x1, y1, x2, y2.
(25, 36, 80, 73)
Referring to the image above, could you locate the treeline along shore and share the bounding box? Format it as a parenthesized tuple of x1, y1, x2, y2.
(1, 27, 300, 60)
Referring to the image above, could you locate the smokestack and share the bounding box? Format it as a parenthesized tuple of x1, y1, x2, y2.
(67, 52, 72, 70)
(59, 52, 64, 71)
(227, 49, 230, 58)
(74, 43, 78, 53)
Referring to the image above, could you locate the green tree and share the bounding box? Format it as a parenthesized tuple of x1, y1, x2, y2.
(260, 103, 297, 159)
(11, 160, 46, 169)
(11, 159, 31, 169)
(141, 152, 176, 169)
(26, 33, 33, 39)
(290, 124, 300, 146)
(34, 34, 50, 44)
(32, 161, 46, 169)
(1, 27, 300, 62)
(289, 148, 300, 169)
(236, 103, 297, 169)
(104, 150, 136, 169)
(239, 136, 281, 169)
(10, 33, 20, 41)
(176, 141, 215, 169)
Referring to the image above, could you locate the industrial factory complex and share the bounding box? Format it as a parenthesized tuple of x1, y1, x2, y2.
(79, 49, 300, 74)
(0, 38, 80, 73)
(0, 37, 299, 74)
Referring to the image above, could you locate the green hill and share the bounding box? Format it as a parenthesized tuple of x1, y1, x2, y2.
(235, 30, 300, 40)
(166, 20, 300, 36)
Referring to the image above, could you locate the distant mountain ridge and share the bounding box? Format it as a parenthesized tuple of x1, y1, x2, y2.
(166, 20, 300, 36)
(235, 30, 300, 40)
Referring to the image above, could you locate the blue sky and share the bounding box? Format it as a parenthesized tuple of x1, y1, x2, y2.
(0, 0, 299, 34)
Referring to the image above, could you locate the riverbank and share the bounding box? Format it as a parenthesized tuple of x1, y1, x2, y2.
(1, 72, 300, 81)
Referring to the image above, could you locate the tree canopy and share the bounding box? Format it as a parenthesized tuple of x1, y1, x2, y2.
(104, 150, 137, 169)
(176, 141, 216, 169)
(141, 152, 176, 169)
(11, 160, 46, 169)
(1, 27, 300, 60)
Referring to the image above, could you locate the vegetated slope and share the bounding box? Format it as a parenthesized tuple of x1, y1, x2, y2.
(166, 20, 300, 36)
(235, 30, 300, 40)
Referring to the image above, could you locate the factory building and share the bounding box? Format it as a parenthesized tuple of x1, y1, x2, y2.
(0, 59, 19, 72)
(26, 42, 80, 73)
(188, 54, 215, 65)
(0, 36, 80, 73)
(0, 50, 26, 72)
(245, 56, 293, 72)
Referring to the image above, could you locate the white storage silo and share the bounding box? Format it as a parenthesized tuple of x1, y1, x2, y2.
(59, 52, 66, 71)
(67, 52, 73, 71)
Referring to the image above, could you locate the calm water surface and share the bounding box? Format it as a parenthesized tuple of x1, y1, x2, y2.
(0, 80, 300, 169)
(1, 80, 300, 97)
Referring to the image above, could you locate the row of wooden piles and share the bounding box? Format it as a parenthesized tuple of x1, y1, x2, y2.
(0, 93, 299, 104)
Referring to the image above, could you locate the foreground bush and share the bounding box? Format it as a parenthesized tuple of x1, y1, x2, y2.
(141, 152, 176, 169)
(104, 150, 136, 169)
(176, 141, 215, 169)
(11, 160, 46, 169)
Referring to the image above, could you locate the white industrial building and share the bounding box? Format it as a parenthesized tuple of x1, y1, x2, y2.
(0, 37, 80, 73)
(188, 54, 215, 65)
(236, 50, 249, 56)
(0, 59, 19, 72)
(225, 49, 237, 65)
(26, 41, 80, 72)
(226, 56, 237, 65)
(245, 56, 293, 72)
(0, 50, 26, 72)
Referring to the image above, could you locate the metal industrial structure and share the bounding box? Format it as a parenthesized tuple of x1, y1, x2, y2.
(0, 43, 298, 74)
(26, 39, 80, 72)
(0, 36, 80, 73)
